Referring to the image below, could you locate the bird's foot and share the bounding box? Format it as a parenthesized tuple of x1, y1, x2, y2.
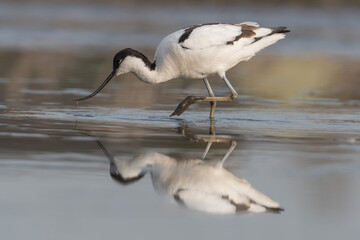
(231, 93, 238, 100)
(203, 96, 236, 102)
(170, 96, 206, 117)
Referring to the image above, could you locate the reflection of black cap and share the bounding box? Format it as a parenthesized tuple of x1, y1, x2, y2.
(96, 140, 146, 185)
(110, 163, 146, 185)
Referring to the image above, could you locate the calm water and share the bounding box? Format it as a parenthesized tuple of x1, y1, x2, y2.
(1, 2, 360, 240)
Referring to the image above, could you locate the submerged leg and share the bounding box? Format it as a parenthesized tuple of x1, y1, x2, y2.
(201, 119, 216, 159)
(203, 78, 216, 119)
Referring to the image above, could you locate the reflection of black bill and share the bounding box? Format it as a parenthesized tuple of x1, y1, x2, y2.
(74, 70, 115, 102)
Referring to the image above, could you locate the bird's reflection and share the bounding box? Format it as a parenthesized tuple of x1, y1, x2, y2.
(96, 124, 283, 214)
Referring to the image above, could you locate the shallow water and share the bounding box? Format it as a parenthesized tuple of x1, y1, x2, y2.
(2, 79, 360, 239)
(1, 2, 360, 240)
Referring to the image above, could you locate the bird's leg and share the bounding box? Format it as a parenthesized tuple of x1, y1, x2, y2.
(203, 78, 216, 119)
(201, 119, 216, 159)
(169, 76, 238, 117)
(202, 76, 239, 102)
(221, 75, 239, 99)
(170, 77, 215, 117)
(209, 120, 215, 135)
(170, 96, 206, 116)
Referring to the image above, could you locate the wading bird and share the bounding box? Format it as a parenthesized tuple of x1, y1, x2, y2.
(75, 22, 290, 118)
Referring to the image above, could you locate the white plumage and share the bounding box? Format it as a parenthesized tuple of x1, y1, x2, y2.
(134, 22, 287, 82)
(76, 22, 290, 117)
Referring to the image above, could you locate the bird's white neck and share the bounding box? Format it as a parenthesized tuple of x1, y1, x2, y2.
(122, 56, 174, 84)
(116, 152, 177, 179)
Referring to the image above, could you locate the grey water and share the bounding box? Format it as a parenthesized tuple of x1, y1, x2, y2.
(1, 2, 360, 240)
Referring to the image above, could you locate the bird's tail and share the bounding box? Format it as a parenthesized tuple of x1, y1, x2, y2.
(270, 26, 291, 35)
(247, 26, 289, 53)
(245, 185, 281, 209)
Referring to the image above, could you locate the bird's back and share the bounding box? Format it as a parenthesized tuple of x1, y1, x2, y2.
(154, 23, 289, 79)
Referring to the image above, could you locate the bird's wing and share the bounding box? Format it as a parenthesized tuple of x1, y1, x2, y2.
(179, 22, 271, 50)
(174, 188, 238, 214)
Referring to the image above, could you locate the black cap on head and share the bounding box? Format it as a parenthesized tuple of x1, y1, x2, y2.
(110, 165, 146, 185)
(113, 48, 156, 71)
(113, 48, 134, 70)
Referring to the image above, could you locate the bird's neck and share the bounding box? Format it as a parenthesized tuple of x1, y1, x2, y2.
(126, 54, 175, 84)
(127, 152, 177, 170)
